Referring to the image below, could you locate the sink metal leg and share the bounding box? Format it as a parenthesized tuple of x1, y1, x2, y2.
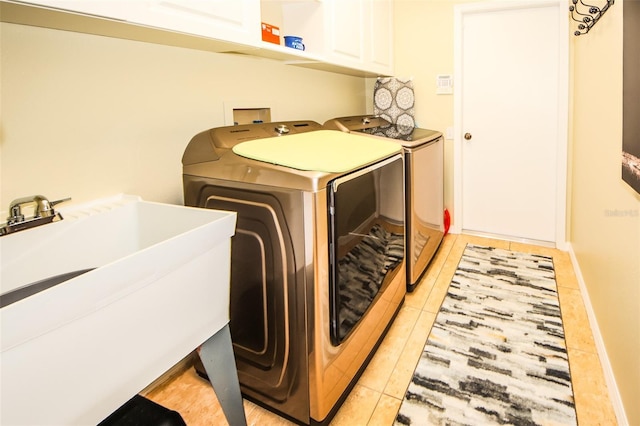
(199, 324, 247, 426)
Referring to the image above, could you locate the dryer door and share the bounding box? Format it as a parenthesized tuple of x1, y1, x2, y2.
(328, 155, 405, 345)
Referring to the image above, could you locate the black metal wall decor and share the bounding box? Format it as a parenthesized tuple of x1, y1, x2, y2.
(623, 0, 640, 194)
(569, 0, 615, 36)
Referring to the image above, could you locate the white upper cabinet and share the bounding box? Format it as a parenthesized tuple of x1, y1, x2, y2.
(134, 0, 260, 44)
(324, 0, 366, 65)
(13, 0, 261, 45)
(367, 0, 393, 74)
(261, 0, 393, 75)
(323, 0, 393, 75)
(4, 0, 392, 76)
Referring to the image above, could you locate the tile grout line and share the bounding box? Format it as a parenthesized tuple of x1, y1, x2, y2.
(378, 235, 460, 422)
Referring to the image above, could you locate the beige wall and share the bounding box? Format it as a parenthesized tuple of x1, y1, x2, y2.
(570, 1, 640, 424)
(0, 22, 367, 208)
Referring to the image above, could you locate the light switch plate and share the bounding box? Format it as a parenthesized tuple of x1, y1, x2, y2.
(436, 74, 453, 95)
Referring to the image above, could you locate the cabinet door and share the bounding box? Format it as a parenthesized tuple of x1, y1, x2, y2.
(324, 0, 393, 74)
(16, 0, 144, 20)
(132, 0, 260, 44)
(367, 0, 393, 74)
(18, 0, 261, 45)
(325, 0, 366, 65)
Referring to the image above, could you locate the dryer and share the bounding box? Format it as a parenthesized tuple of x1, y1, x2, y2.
(325, 115, 444, 291)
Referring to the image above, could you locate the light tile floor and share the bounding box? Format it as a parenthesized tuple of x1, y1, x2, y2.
(146, 234, 618, 425)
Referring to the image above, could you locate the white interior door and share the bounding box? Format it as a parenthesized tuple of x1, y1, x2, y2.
(454, 1, 567, 245)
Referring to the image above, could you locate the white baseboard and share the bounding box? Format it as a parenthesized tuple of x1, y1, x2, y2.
(566, 243, 629, 426)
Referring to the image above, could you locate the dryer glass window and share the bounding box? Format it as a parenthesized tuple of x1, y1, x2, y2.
(328, 156, 405, 345)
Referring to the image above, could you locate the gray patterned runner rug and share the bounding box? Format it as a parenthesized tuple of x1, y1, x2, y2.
(395, 244, 577, 425)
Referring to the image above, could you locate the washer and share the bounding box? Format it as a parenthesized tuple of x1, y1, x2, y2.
(182, 121, 406, 425)
(324, 115, 444, 291)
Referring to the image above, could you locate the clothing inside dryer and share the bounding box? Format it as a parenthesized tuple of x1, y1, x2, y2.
(328, 156, 405, 345)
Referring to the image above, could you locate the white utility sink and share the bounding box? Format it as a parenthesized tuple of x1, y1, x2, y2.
(0, 195, 237, 425)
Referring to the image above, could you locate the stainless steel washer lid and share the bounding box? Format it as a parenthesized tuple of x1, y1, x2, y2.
(182, 120, 323, 165)
(182, 121, 403, 192)
(324, 115, 442, 148)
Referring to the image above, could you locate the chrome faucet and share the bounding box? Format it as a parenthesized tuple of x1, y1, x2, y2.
(1, 195, 71, 236)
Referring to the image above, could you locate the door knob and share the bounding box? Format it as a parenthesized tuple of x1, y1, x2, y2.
(464, 133, 472, 140)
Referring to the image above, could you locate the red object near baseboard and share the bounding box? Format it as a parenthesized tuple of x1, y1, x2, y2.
(444, 209, 451, 236)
